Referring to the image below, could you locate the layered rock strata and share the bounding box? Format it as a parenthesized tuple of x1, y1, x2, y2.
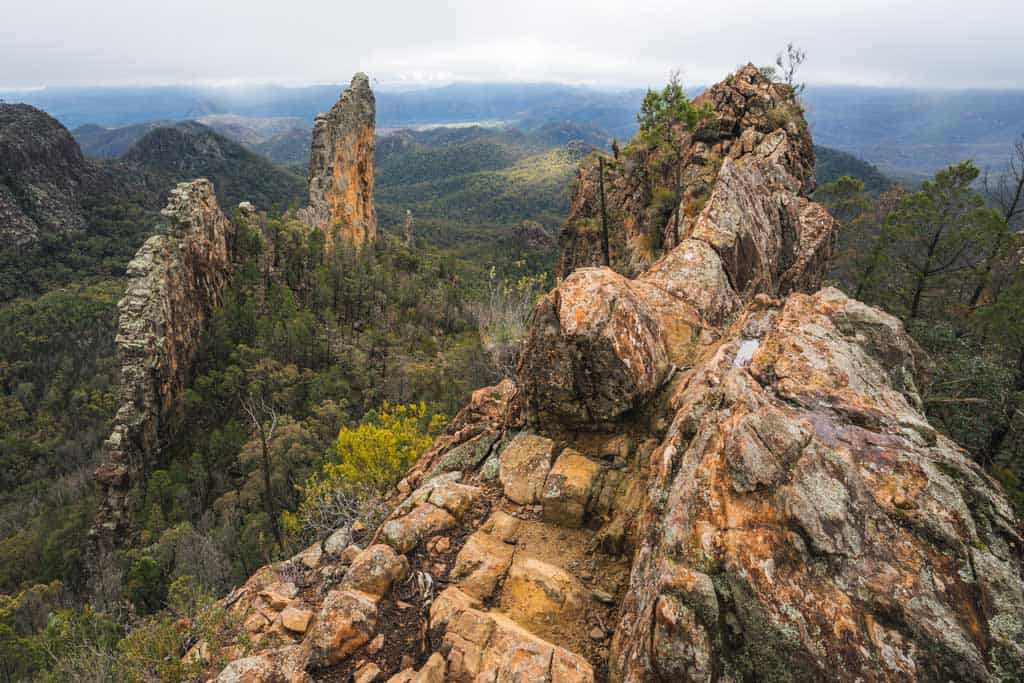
(204, 66, 1023, 682)
(93, 179, 234, 544)
(299, 73, 377, 251)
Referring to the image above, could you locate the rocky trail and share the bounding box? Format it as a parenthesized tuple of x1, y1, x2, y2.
(212, 385, 638, 682)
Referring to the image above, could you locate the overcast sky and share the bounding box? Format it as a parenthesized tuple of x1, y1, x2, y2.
(1, 0, 1021, 90)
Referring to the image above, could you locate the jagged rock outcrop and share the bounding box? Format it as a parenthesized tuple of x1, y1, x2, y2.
(0, 103, 91, 245)
(609, 287, 1022, 681)
(299, 73, 377, 251)
(93, 179, 234, 544)
(203, 65, 1023, 683)
(520, 125, 837, 427)
(558, 64, 815, 279)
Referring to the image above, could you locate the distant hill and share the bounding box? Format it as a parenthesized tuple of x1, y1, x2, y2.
(0, 103, 168, 299)
(71, 112, 612, 170)
(72, 114, 313, 165)
(72, 120, 174, 158)
(813, 145, 891, 194)
(124, 122, 306, 210)
(1, 104, 93, 245)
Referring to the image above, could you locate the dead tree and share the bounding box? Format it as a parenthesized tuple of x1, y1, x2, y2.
(776, 43, 807, 98)
(972, 134, 1024, 307)
(241, 394, 283, 551)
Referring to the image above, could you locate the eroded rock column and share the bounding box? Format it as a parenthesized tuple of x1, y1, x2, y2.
(299, 72, 377, 252)
(93, 179, 234, 545)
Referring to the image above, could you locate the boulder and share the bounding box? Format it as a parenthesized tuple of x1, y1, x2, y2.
(215, 645, 310, 683)
(541, 448, 602, 527)
(519, 269, 693, 426)
(280, 606, 313, 634)
(499, 556, 586, 638)
(498, 433, 555, 504)
(340, 544, 409, 597)
(426, 480, 482, 517)
(323, 527, 351, 556)
(450, 529, 516, 599)
(381, 503, 456, 553)
(305, 590, 379, 669)
(429, 587, 593, 682)
(480, 509, 521, 542)
(259, 582, 298, 610)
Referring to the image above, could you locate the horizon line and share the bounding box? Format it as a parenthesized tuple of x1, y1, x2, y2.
(4, 79, 1024, 94)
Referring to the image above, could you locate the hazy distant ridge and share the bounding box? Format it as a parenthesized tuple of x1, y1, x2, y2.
(11, 81, 1021, 179)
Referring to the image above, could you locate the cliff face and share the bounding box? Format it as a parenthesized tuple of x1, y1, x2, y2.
(0, 104, 91, 246)
(299, 73, 377, 251)
(203, 66, 1022, 683)
(94, 179, 234, 544)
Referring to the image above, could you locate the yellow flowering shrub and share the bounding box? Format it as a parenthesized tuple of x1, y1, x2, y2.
(295, 403, 446, 539)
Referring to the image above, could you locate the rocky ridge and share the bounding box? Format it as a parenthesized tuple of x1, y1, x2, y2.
(299, 73, 377, 251)
(93, 179, 235, 545)
(202, 65, 1023, 682)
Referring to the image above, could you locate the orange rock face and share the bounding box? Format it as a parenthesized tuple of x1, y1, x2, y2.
(301, 73, 377, 252)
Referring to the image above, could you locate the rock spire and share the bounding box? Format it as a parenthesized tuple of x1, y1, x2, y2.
(93, 179, 234, 546)
(300, 73, 377, 252)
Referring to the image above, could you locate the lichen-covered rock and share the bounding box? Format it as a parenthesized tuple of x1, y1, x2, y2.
(93, 179, 234, 544)
(411, 379, 518, 480)
(216, 644, 310, 683)
(500, 556, 587, 638)
(429, 587, 594, 682)
(280, 607, 313, 634)
(380, 503, 456, 553)
(518, 268, 701, 426)
(610, 288, 1024, 682)
(305, 589, 379, 669)
(299, 73, 376, 251)
(340, 544, 409, 597)
(498, 433, 555, 504)
(541, 448, 603, 527)
(450, 529, 515, 599)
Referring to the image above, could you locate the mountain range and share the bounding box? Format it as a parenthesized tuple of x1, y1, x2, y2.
(5, 80, 1022, 181)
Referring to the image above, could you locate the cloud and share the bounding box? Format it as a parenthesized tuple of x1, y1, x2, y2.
(1, 0, 1021, 88)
